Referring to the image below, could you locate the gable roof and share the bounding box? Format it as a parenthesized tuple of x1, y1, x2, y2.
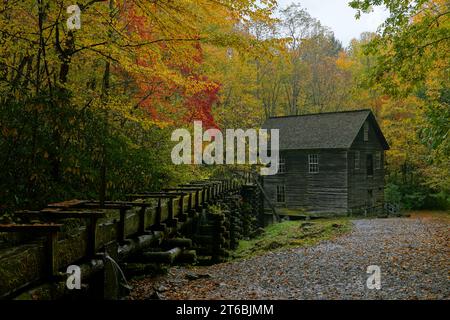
(262, 109, 390, 150)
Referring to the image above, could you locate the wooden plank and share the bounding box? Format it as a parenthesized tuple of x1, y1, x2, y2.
(127, 194, 180, 199)
(130, 192, 187, 196)
(47, 200, 89, 209)
(16, 210, 105, 219)
(89, 201, 151, 208)
(179, 185, 206, 190)
(163, 187, 202, 191)
(0, 224, 62, 232)
(78, 203, 133, 210)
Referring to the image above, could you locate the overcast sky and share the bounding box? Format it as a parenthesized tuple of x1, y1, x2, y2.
(276, 0, 389, 47)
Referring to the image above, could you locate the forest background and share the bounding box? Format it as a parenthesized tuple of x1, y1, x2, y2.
(0, 0, 448, 214)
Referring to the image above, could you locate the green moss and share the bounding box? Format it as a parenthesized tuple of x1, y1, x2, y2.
(231, 218, 352, 260)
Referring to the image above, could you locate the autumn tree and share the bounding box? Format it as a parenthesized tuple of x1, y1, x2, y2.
(0, 0, 277, 210)
(350, 0, 449, 197)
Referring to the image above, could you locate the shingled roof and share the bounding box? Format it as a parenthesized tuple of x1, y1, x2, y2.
(262, 109, 389, 150)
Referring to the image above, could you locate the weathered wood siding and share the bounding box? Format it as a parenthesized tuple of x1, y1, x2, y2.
(263, 121, 387, 214)
(347, 120, 385, 210)
(263, 149, 349, 214)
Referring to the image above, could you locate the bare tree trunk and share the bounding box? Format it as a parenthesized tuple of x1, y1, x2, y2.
(99, 0, 114, 206)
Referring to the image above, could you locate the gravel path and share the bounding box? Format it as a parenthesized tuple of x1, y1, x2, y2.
(130, 214, 449, 300)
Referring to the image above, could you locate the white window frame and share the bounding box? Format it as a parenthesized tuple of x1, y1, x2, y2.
(355, 151, 360, 170)
(276, 185, 286, 203)
(364, 122, 369, 142)
(375, 151, 382, 170)
(279, 156, 286, 174)
(308, 154, 319, 174)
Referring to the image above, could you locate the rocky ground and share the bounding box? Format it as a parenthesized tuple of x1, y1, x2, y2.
(129, 212, 449, 300)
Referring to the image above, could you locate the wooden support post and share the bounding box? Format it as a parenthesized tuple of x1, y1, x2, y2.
(168, 197, 174, 220)
(208, 186, 214, 203)
(210, 184, 215, 199)
(87, 215, 98, 257)
(201, 188, 207, 208)
(0, 224, 62, 279)
(95, 203, 149, 234)
(156, 198, 162, 225)
(126, 194, 183, 230)
(215, 182, 220, 195)
(46, 231, 58, 278)
(15, 210, 105, 258)
(138, 206, 146, 234)
(187, 193, 193, 214)
(166, 198, 178, 228)
(151, 199, 166, 232)
(178, 194, 187, 222)
(204, 186, 209, 204)
(194, 190, 200, 212)
(118, 207, 127, 243)
(213, 183, 217, 198)
(161, 188, 200, 216)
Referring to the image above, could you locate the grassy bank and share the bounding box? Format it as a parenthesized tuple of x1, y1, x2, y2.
(232, 218, 352, 260)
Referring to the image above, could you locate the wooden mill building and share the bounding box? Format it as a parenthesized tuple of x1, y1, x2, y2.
(262, 109, 390, 215)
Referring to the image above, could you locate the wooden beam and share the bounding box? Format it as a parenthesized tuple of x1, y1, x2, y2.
(0, 224, 62, 278)
(47, 200, 89, 209)
(88, 201, 150, 207)
(78, 203, 133, 210)
(163, 187, 203, 191)
(127, 194, 180, 200)
(15, 210, 105, 257)
(139, 247, 182, 264)
(178, 185, 205, 190)
(0, 224, 62, 232)
(16, 210, 105, 219)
